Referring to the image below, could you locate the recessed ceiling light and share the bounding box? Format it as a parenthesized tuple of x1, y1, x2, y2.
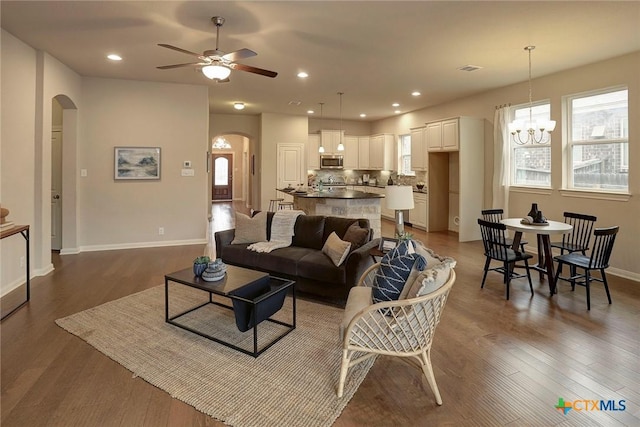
(394, 110, 401, 114)
(359, 113, 367, 118)
(297, 71, 309, 78)
(107, 54, 122, 61)
(307, 110, 315, 114)
(233, 102, 245, 110)
(411, 91, 421, 96)
(392, 102, 400, 107)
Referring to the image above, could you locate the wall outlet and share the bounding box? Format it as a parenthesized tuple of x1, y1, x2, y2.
(20, 256, 25, 268)
(158, 227, 165, 235)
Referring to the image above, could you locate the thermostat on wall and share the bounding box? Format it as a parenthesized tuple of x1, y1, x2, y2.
(183, 160, 192, 168)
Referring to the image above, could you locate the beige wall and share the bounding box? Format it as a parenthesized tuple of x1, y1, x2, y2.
(78, 78, 209, 249)
(1, 30, 37, 295)
(372, 52, 640, 280)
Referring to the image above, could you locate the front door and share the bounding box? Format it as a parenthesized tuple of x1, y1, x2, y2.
(212, 154, 233, 201)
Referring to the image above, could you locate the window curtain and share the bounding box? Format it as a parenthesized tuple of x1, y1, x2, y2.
(492, 106, 510, 216)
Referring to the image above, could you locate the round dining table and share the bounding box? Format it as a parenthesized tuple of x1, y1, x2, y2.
(500, 218, 573, 296)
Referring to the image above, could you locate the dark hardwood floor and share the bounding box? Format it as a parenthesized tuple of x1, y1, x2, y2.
(2, 202, 638, 426)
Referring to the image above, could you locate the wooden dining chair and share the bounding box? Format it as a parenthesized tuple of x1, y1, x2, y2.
(477, 219, 534, 300)
(550, 212, 597, 255)
(481, 209, 528, 251)
(552, 226, 618, 310)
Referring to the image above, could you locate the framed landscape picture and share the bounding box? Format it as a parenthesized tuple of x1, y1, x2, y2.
(114, 147, 161, 180)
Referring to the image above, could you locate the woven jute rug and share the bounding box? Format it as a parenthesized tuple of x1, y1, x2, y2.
(56, 284, 374, 427)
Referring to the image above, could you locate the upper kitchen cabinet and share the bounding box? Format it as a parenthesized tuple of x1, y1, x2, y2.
(320, 130, 345, 154)
(426, 118, 460, 151)
(410, 126, 427, 171)
(343, 135, 359, 169)
(369, 133, 395, 170)
(307, 133, 320, 169)
(358, 136, 371, 169)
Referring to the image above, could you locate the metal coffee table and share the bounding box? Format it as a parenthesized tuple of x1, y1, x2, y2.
(165, 265, 295, 357)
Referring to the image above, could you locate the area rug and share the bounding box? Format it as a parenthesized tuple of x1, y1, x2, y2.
(56, 284, 374, 427)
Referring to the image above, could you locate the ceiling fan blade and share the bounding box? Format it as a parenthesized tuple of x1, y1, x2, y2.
(158, 43, 202, 58)
(222, 48, 257, 62)
(156, 62, 202, 70)
(231, 63, 278, 78)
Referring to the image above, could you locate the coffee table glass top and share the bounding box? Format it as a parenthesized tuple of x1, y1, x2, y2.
(165, 264, 269, 295)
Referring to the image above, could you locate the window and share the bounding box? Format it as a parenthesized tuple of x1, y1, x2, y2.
(398, 134, 414, 176)
(510, 102, 552, 187)
(567, 88, 628, 192)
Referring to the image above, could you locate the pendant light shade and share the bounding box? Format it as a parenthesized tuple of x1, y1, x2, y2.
(318, 102, 325, 153)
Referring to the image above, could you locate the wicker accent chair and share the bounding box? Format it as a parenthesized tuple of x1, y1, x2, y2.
(337, 263, 456, 405)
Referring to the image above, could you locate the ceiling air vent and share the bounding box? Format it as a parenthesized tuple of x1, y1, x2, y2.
(288, 100, 302, 106)
(457, 65, 483, 72)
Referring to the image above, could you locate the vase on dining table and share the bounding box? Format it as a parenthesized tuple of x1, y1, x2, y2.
(527, 203, 539, 219)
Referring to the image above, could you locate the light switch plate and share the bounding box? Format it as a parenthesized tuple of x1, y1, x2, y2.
(181, 169, 195, 176)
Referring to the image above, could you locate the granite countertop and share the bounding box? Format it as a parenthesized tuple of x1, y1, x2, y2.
(278, 188, 383, 199)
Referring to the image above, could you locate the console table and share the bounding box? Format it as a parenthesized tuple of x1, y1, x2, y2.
(1, 225, 30, 321)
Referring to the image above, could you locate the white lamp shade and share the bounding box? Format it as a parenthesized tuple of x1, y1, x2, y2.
(385, 185, 414, 210)
(202, 64, 231, 80)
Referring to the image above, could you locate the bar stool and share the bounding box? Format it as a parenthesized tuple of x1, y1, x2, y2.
(268, 198, 284, 212)
(279, 202, 294, 210)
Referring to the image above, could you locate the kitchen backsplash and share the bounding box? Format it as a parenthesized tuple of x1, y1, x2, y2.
(309, 170, 427, 188)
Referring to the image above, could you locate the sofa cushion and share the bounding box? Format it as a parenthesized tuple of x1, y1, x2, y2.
(343, 223, 370, 251)
(322, 232, 351, 267)
(254, 246, 312, 276)
(291, 215, 326, 249)
(219, 243, 260, 268)
(231, 211, 267, 244)
(297, 250, 347, 284)
(372, 240, 426, 304)
(324, 217, 365, 244)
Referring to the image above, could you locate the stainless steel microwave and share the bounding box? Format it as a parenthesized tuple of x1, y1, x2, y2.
(320, 155, 343, 169)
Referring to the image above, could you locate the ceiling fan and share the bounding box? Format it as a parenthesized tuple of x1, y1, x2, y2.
(157, 16, 277, 82)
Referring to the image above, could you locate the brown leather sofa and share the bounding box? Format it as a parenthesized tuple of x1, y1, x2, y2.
(215, 213, 378, 305)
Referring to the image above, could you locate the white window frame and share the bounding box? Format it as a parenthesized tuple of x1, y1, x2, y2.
(398, 134, 415, 176)
(565, 87, 628, 193)
(509, 101, 552, 188)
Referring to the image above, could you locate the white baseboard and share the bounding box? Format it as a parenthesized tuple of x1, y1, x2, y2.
(60, 248, 80, 255)
(0, 263, 54, 297)
(75, 238, 207, 253)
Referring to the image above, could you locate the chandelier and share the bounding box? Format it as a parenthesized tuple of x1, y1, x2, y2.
(508, 46, 556, 145)
(337, 92, 345, 151)
(212, 137, 231, 149)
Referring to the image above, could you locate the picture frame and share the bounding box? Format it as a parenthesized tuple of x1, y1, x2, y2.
(378, 237, 398, 253)
(114, 147, 161, 180)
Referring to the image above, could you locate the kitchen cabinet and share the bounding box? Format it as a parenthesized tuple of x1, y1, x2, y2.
(426, 117, 483, 242)
(343, 135, 359, 169)
(320, 130, 344, 154)
(412, 192, 427, 230)
(410, 126, 427, 171)
(369, 133, 394, 170)
(426, 118, 460, 151)
(358, 136, 370, 169)
(307, 133, 320, 170)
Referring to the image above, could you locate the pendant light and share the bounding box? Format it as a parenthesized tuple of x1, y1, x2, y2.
(337, 92, 345, 151)
(508, 46, 556, 144)
(318, 102, 325, 153)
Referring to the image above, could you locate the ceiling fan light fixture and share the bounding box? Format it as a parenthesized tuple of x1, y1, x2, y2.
(202, 64, 231, 80)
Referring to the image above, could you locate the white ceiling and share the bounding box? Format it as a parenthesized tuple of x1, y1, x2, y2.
(2, 1, 639, 121)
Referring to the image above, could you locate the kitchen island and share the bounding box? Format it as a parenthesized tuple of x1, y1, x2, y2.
(279, 188, 384, 238)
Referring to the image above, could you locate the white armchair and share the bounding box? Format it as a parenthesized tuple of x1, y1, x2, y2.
(337, 262, 456, 404)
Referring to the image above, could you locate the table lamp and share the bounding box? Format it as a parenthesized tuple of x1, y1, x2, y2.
(385, 185, 414, 238)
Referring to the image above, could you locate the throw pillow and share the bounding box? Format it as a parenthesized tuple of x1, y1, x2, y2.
(372, 240, 426, 304)
(231, 211, 267, 244)
(405, 242, 457, 298)
(322, 232, 352, 267)
(343, 223, 370, 251)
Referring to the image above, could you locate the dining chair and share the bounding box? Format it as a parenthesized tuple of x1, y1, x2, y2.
(550, 212, 597, 255)
(552, 226, 618, 310)
(550, 212, 597, 291)
(478, 219, 534, 300)
(481, 208, 528, 251)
